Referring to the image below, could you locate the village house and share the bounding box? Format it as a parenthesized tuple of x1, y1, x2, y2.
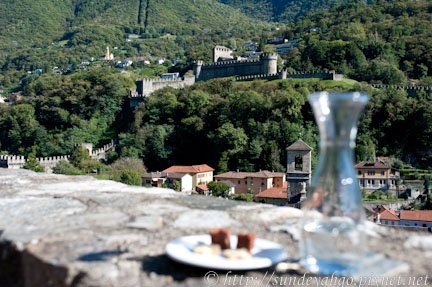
(162, 164, 214, 187)
(376, 205, 400, 226)
(214, 170, 286, 195)
(254, 182, 289, 206)
(356, 160, 400, 191)
(375, 205, 432, 229)
(142, 171, 193, 192)
(399, 210, 432, 228)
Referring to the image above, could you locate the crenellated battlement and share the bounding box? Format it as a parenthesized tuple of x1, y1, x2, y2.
(236, 73, 282, 81)
(201, 59, 261, 68)
(371, 84, 432, 91)
(235, 70, 340, 82)
(91, 140, 115, 158)
(0, 140, 116, 172)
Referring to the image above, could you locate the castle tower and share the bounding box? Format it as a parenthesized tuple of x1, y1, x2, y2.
(286, 139, 312, 204)
(213, 45, 233, 62)
(80, 143, 93, 156)
(261, 53, 278, 75)
(193, 60, 203, 81)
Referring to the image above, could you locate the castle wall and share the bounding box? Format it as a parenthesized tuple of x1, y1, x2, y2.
(0, 140, 115, 173)
(195, 54, 278, 82)
(371, 84, 432, 96)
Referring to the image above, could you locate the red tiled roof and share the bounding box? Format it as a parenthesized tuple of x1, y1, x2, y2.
(215, 170, 285, 179)
(355, 161, 390, 169)
(255, 187, 288, 199)
(379, 210, 400, 221)
(400, 210, 432, 222)
(195, 184, 209, 191)
(162, 164, 214, 173)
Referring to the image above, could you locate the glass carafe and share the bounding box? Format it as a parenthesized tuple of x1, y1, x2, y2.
(300, 91, 369, 276)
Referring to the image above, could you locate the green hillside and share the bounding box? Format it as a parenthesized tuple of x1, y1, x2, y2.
(0, 0, 270, 89)
(282, 0, 432, 83)
(218, 0, 350, 22)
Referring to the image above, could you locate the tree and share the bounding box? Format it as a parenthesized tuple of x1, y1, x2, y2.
(172, 180, 181, 191)
(208, 181, 230, 197)
(23, 146, 44, 172)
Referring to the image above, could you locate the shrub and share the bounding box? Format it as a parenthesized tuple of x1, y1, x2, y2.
(119, 170, 142, 186)
(110, 157, 146, 185)
(208, 181, 230, 197)
(52, 160, 83, 175)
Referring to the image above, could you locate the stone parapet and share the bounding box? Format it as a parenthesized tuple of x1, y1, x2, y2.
(0, 169, 430, 286)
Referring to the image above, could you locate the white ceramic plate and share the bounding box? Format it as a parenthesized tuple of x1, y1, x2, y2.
(166, 234, 287, 270)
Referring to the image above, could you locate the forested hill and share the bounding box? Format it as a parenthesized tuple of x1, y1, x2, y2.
(0, 0, 270, 88)
(218, 0, 351, 22)
(282, 0, 432, 84)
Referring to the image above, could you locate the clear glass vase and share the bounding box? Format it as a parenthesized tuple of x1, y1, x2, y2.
(300, 91, 369, 276)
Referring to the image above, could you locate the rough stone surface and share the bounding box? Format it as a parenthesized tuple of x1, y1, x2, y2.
(0, 169, 431, 287)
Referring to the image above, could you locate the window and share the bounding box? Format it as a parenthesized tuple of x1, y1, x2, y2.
(423, 224, 427, 227)
(358, 170, 362, 175)
(367, 170, 375, 176)
(295, 156, 303, 171)
(381, 171, 385, 176)
(238, 180, 240, 184)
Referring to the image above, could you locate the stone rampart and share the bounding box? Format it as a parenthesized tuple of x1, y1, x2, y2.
(91, 140, 115, 160)
(194, 53, 278, 82)
(371, 84, 432, 96)
(132, 77, 196, 108)
(0, 141, 115, 173)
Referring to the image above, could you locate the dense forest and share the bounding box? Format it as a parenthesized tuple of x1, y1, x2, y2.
(2, 71, 430, 172)
(219, 0, 350, 22)
(281, 1, 432, 84)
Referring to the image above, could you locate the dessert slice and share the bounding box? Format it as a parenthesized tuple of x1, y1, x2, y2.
(236, 233, 255, 251)
(210, 228, 231, 250)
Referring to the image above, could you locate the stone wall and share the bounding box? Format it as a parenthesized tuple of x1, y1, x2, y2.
(194, 54, 278, 82)
(0, 155, 70, 172)
(0, 141, 115, 173)
(132, 77, 196, 108)
(235, 70, 343, 82)
(371, 84, 432, 96)
(0, 169, 431, 287)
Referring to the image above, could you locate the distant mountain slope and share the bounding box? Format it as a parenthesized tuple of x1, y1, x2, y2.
(0, 0, 270, 88)
(0, 0, 73, 48)
(218, 0, 350, 22)
(0, 0, 268, 49)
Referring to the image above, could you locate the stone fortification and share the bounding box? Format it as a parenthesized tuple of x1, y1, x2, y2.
(371, 84, 432, 96)
(132, 77, 196, 108)
(235, 70, 342, 82)
(0, 155, 70, 172)
(0, 140, 115, 173)
(194, 53, 278, 82)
